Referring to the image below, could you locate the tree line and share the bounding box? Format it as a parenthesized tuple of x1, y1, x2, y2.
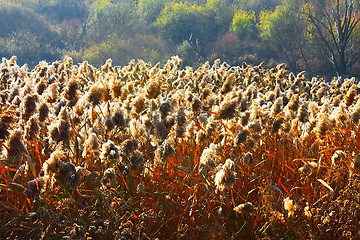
(0, 0, 359, 78)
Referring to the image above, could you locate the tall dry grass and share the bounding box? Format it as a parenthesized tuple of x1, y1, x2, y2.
(1, 56, 360, 239)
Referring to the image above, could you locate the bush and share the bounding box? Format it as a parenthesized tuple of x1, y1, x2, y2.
(0, 4, 63, 67)
(68, 34, 170, 67)
(0, 32, 61, 68)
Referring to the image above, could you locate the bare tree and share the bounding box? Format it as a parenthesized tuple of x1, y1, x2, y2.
(297, 0, 360, 77)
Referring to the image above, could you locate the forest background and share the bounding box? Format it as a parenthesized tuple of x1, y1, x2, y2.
(0, 0, 360, 79)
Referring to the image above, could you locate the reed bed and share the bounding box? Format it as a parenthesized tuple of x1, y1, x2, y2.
(1, 56, 360, 239)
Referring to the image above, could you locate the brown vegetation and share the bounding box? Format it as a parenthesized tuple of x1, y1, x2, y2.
(1, 56, 360, 239)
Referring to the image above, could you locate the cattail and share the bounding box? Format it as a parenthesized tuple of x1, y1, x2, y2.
(248, 120, 262, 133)
(234, 202, 256, 214)
(308, 102, 319, 118)
(331, 150, 346, 166)
(245, 138, 255, 149)
(220, 73, 235, 94)
(112, 108, 127, 128)
(195, 130, 208, 145)
(152, 111, 169, 139)
(316, 86, 327, 99)
(299, 162, 317, 175)
(102, 168, 115, 187)
(64, 78, 79, 102)
(43, 146, 65, 175)
(9, 85, 20, 102)
(290, 119, 299, 135)
(64, 55, 73, 68)
(271, 97, 283, 116)
(159, 102, 172, 119)
(78, 60, 88, 74)
(235, 129, 249, 145)
(185, 92, 193, 103)
(191, 98, 202, 113)
(0, 114, 14, 139)
(244, 86, 253, 101)
(25, 115, 39, 140)
(266, 91, 276, 102)
(345, 85, 357, 107)
(297, 71, 306, 79)
(315, 111, 329, 137)
(146, 77, 162, 99)
(200, 86, 212, 100)
(331, 94, 342, 106)
(351, 102, 360, 123)
(88, 84, 105, 106)
(284, 197, 297, 217)
(6, 129, 27, 166)
(130, 155, 144, 169)
(198, 113, 209, 126)
(36, 78, 47, 95)
(24, 177, 45, 199)
(0, 123, 9, 140)
(12, 95, 21, 105)
(131, 95, 146, 114)
(288, 72, 295, 83)
(49, 119, 71, 145)
(199, 144, 217, 173)
(109, 76, 122, 99)
(282, 94, 289, 106)
(104, 116, 114, 131)
(73, 99, 85, 117)
(0, 90, 9, 104)
(297, 103, 309, 123)
(243, 152, 253, 165)
(205, 120, 219, 137)
(353, 154, 360, 169)
(330, 104, 348, 125)
(129, 119, 146, 140)
(239, 98, 248, 112)
(176, 107, 187, 126)
(84, 132, 100, 151)
(288, 94, 300, 111)
(101, 58, 113, 73)
(214, 159, 236, 191)
(45, 83, 58, 103)
(100, 140, 120, 163)
(216, 97, 238, 119)
(121, 139, 138, 154)
(54, 101, 66, 116)
(58, 162, 78, 186)
(8, 56, 17, 67)
(271, 116, 284, 134)
(38, 102, 49, 122)
(154, 140, 174, 166)
(21, 94, 38, 121)
(59, 107, 69, 122)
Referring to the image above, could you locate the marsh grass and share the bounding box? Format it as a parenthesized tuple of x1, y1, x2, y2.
(1, 56, 360, 239)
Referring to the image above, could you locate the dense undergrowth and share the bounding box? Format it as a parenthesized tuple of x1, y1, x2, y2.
(1, 56, 360, 239)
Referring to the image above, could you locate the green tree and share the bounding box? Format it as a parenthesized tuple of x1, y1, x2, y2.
(155, 0, 232, 63)
(230, 9, 256, 36)
(69, 34, 169, 66)
(296, 0, 360, 77)
(258, 5, 307, 72)
(0, 4, 62, 66)
(137, 0, 170, 24)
